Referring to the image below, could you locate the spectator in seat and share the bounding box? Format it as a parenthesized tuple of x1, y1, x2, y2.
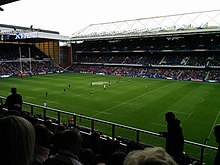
(79, 148, 94, 165)
(43, 128, 83, 165)
(85, 131, 102, 156)
(107, 151, 126, 165)
(160, 112, 184, 164)
(32, 124, 51, 165)
(214, 124, 220, 165)
(0, 115, 35, 165)
(49, 126, 66, 156)
(3, 87, 23, 111)
(123, 147, 177, 165)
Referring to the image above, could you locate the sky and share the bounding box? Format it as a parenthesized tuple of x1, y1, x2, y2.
(0, 0, 219, 36)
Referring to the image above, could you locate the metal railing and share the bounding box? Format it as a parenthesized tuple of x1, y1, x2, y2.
(0, 96, 217, 164)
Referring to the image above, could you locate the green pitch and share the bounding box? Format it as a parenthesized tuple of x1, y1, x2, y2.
(1, 72, 219, 163)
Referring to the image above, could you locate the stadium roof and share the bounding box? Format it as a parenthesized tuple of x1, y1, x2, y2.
(0, 0, 20, 6)
(0, 1, 70, 41)
(71, 9, 220, 41)
(0, 24, 70, 42)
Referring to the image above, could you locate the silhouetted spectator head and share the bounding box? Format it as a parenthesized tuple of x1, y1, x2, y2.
(214, 124, 220, 143)
(51, 131, 64, 146)
(49, 130, 64, 156)
(108, 151, 126, 165)
(79, 148, 94, 165)
(3, 87, 23, 111)
(127, 140, 145, 152)
(11, 87, 17, 94)
(33, 123, 50, 164)
(123, 147, 177, 165)
(44, 119, 53, 129)
(91, 131, 101, 141)
(55, 124, 66, 133)
(0, 115, 35, 165)
(60, 128, 82, 155)
(43, 119, 54, 137)
(34, 123, 50, 148)
(165, 112, 176, 123)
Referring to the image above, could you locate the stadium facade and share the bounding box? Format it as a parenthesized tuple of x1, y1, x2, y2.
(1, 9, 220, 82)
(70, 9, 220, 83)
(0, 24, 71, 71)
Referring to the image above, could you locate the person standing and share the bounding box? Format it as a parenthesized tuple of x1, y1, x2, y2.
(3, 87, 23, 111)
(160, 112, 184, 164)
(46, 91, 48, 98)
(214, 124, 220, 165)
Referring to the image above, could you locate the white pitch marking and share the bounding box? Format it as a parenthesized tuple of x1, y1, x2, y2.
(92, 110, 111, 115)
(25, 96, 35, 99)
(91, 82, 176, 118)
(171, 110, 189, 115)
(207, 110, 220, 139)
(151, 122, 166, 127)
(187, 111, 193, 118)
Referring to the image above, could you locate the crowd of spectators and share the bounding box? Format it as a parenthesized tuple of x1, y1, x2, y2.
(0, 61, 63, 76)
(0, 43, 64, 76)
(0, 108, 197, 165)
(0, 83, 218, 165)
(67, 65, 220, 82)
(70, 33, 220, 84)
(0, 88, 185, 165)
(208, 70, 220, 81)
(0, 43, 46, 60)
(73, 52, 220, 79)
(1, 41, 220, 82)
(1, 96, 220, 165)
(74, 52, 220, 67)
(1, 59, 219, 82)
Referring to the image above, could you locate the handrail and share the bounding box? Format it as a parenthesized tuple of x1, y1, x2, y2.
(0, 96, 218, 163)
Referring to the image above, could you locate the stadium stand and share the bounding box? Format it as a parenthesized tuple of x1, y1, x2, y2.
(68, 10, 220, 84)
(1, 8, 220, 165)
(68, 33, 220, 82)
(0, 103, 206, 165)
(0, 23, 69, 77)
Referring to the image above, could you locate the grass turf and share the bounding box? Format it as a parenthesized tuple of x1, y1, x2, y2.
(1, 72, 219, 163)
